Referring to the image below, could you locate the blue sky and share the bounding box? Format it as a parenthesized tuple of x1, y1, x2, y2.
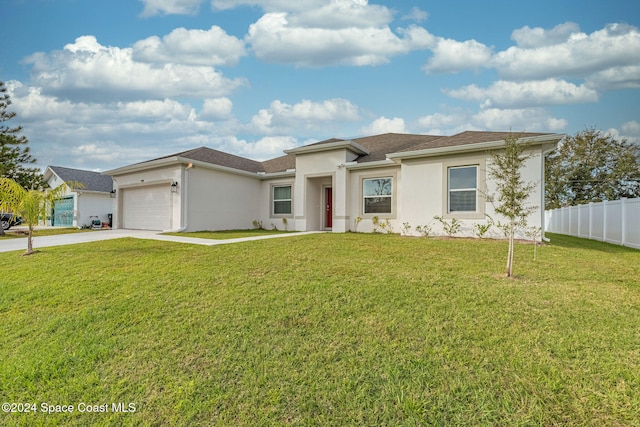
(2, 0, 639, 171)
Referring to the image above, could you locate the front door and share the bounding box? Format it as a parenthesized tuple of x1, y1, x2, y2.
(325, 187, 332, 228)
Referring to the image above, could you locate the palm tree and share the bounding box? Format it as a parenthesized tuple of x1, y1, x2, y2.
(0, 177, 67, 255)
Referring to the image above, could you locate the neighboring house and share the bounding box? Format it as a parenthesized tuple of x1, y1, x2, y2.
(44, 166, 114, 228)
(103, 131, 563, 238)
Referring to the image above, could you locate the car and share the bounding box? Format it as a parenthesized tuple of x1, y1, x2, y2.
(1, 213, 22, 230)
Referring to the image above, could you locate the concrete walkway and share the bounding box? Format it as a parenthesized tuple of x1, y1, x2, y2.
(0, 228, 322, 253)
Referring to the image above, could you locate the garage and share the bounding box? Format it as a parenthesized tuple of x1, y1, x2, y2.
(122, 185, 172, 230)
(52, 196, 74, 227)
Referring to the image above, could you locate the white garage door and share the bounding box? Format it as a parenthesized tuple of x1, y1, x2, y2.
(123, 185, 171, 230)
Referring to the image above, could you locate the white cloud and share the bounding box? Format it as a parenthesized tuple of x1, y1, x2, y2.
(139, 0, 203, 16)
(249, 98, 360, 134)
(132, 26, 246, 66)
(415, 111, 474, 135)
(211, 0, 328, 13)
(622, 120, 640, 136)
(361, 116, 407, 134)
(6, 81, 221, 169)
(585, 65, 640, 90)
(446, 79, 599, 108)
(286, 0, 391, 29)
(511, 22, 581, 48)
(492, 23, 640, 82)
(473, 108, 567, 132)
(246, 10, 433, 67)
(414, 107, 567, 135)
(9, 82, 199, 126)
(402, 7, 428, 23)
(24, 36, 246, 102)
(423, 37, 492, 74)
(199, 98, 233, 120)
(607, 121, 640, 145)
(221, 135, 300, 160)
(144, 1, 433, 68)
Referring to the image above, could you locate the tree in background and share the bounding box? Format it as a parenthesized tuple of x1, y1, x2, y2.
(0, 178, 67, 255)
(0, 81, 46, 190)
(487, 135, 538, 278)
(546, 128, 640, 209)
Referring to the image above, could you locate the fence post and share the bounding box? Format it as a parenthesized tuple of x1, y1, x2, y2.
(578, 204, 582, 238)
(602, 200, 608, 243)
(588, 202, 593, 240)
(621, 198, 627, 247)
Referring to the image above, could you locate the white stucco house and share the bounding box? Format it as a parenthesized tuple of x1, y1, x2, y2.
(44, 166, 114, 228)
(103, 131, 562, 238)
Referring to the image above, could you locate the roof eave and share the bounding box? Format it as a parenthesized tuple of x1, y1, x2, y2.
(177, 157, 264, 178)
(387, 134, 565, 160)
(345, 159, 397, 170)
(285, 140, 370, 156)
(103, 156, 263, 178)
(103, 157, 182, 176)
(74, 189, 112, 195)
(257, 170, 296, 180)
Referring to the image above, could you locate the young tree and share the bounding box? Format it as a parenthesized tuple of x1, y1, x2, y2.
(546, 128, 640, 209)
(0, 177, 66, 255)
(0, 81, 46, 190)
(488, 135, 538, 278)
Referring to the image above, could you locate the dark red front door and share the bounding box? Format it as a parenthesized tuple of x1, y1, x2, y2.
(325, 187, 332, 228)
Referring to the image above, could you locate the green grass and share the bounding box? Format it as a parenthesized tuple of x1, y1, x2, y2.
(0, 233, 638, 426)
(163, 228, 296, 240)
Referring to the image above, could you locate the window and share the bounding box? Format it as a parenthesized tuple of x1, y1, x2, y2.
(448, 166, 477, 212)
(363, 177, 392, 214)
(273, 185, 292, 215)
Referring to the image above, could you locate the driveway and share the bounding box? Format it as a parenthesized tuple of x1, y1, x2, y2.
(0, 229, 320, 253)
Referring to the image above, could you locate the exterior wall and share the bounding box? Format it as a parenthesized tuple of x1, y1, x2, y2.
(259, 177, 296, 231)
(111, 165, 182, 230)
(185, 166, 261, 231)
(398, 147, 545, 239)
(47, 174, 66, 190)
(346, 165, 401, 233)
(76, 192, 113, 228)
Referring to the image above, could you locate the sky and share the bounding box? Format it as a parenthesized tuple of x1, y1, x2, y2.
(2, 0, 639, 172)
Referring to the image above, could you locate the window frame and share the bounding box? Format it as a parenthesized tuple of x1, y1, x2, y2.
(441, 157, 486, 220)
(448, 165, 478, 213)
(271, 184, 293, 217)
(362, 176, 394, 216)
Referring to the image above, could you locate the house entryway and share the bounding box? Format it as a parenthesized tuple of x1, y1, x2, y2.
(325, 187, 333, 229)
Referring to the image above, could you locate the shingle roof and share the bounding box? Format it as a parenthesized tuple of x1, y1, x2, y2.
(262, 154, 295, 173)
(49, 166, 113, 192)
(348, 133, 448, 162)
(172, 147, 265, 173)
(397, 131, 550, 152)
(113, 131, 557, 175)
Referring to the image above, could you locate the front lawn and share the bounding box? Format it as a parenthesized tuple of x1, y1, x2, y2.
(0, 233, 638, 426)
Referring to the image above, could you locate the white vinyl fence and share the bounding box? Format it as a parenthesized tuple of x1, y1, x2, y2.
(545, 198, 640, 249)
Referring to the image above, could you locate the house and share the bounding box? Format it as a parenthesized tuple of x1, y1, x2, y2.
(103, 131, 563, 238)
(44, 166, 114, 228)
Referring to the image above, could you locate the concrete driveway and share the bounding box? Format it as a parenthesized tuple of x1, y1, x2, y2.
(0, 228, 320, 253)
